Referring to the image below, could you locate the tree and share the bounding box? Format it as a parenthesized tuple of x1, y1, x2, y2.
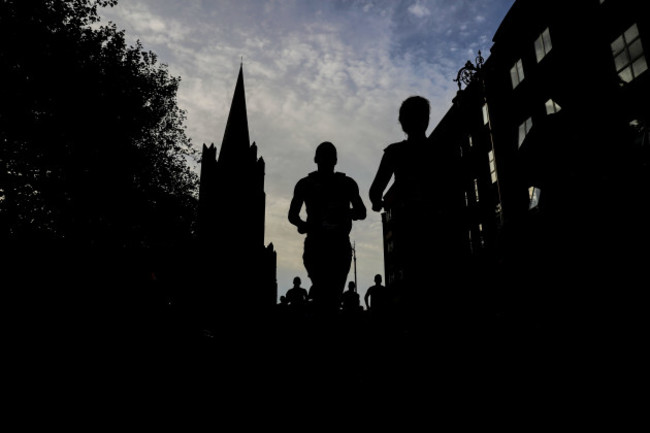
(0, 0, 199, 283)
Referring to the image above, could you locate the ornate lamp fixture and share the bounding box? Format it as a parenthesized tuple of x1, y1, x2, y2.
(454, 51, 485, 91)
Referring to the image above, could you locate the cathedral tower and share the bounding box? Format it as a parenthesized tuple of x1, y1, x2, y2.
(198, 64, 277, 325)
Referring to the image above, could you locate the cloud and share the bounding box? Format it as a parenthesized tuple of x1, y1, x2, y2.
(408, 1, 431, 18)
(98, 0, 515, 298)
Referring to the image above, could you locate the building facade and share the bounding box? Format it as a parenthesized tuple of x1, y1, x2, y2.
(381, 0, 649, 302)
(483, 0, 649, 281)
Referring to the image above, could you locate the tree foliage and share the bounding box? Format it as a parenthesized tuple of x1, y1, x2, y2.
(0, 0, 198, 259)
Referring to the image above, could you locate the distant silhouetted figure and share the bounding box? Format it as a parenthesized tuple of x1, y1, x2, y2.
(286, 276, 309, 309)
(289, 142, 367, 315)
(341, 281, 362, 313)
(368, 96, 463, 324)
(364, 274, 388, 312)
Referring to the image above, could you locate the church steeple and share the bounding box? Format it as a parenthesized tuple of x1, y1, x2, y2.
(196, 60, 277, 320)
(218, 63, 250, 165)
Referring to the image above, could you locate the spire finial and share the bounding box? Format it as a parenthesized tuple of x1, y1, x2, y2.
(218, 58, 250, 164)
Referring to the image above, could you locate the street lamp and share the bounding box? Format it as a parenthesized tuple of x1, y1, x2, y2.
(352, 241, 357, 293)
(454, 51, 485, 91)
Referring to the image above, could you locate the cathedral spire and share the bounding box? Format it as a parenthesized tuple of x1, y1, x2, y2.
(218, 63, 250, 164)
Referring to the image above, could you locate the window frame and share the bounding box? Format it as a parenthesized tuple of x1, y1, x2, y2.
(488, 150, 498, 184)
(528, 187, 541, 210)
(545, 98, 561, 115)
(611, 23, 648, 85)
(518, 117, 533, 148)
(510, 58, 525, 89)
(534, 27, 553, 63)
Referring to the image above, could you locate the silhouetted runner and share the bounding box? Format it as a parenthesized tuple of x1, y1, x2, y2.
(286, 276, 309, 309)
(368, 96, 463, 322)
(289, 142, 367, 315)
(364, 274, 387, 312)
(341, 281, 361, 313)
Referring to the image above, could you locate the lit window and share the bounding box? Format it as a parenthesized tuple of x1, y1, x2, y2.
(534, 28, 553, 63)
(518, 117, 533, 148)
(468, 134, 473, 147)
(478, 224, 485, 248)
(611, 23, 647, 85)
(545, 98, 561, 115)
(488, 150, 498, 183)
(482, 104, 490, 125)
(510, 58, 525, 88)
(473, 179, 480, 203)
(528, 187, 541, 210)
(629, 119, 649, 147)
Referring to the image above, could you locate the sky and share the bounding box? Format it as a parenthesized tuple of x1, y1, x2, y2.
(98, 0, 516, 303)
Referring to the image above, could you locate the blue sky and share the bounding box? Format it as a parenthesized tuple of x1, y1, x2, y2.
(98, 0, 516, 301)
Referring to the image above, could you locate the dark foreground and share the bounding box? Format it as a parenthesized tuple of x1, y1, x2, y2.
(11, 290, 641, 427)
(6, 254, 645, 429)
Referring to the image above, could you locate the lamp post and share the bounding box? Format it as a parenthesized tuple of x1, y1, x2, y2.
(453, 50, 485, 91)
(352, 241, 357, 293)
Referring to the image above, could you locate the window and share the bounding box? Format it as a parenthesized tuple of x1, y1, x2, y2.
(482, 104, 490, 125)
(488, 150, 498, 183)
(473, 179, 480, 203)
(534, 28, 553, 62)
(468, 225, 486, 254)
(629, 119, 649, 147)
(495, 203, 503, 219)
(510, 58, 525, 88)
(528, 187, 541, 210)
(467, 230, 474, 255)
(545, 98, 561, 115)
(518, 117, 533, 148)
(611, 23, 648, 85)
(468, 134, 474, 147)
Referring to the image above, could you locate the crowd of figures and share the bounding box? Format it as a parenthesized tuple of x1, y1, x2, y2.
(281, 275, 386, 311)
(277, 274, 390, 322)
(272, 269, 508, 346)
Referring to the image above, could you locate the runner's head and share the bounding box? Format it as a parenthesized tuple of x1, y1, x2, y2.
(314, 141, 337, 170)
(399, 96, 430, 136)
